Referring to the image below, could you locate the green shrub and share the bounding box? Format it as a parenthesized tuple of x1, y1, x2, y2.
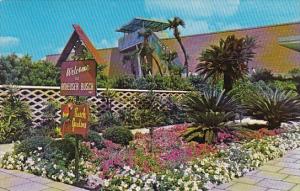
(92, 112, 120, 132)
(245, 87, 300, 129)
(14, 136, 52, 154)
(270, 80, 297, 93)
(0, 90, 32, 143)
(103, 127, 133, 146)
(86, 130, 104, 149)
(34, 101, 60, 137)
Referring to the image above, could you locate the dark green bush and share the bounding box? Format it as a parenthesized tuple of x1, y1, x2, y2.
(86, 130, 104, 149)
(103, 127, 133, 146)
(14, 136, 52, 154)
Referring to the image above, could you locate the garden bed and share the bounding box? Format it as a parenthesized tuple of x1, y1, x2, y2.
(1, 123, 300, 191)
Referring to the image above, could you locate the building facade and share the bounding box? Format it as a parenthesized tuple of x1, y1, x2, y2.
(46, 21, 300, 77)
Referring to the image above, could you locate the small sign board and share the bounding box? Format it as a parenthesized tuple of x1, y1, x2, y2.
(60, 60, 97, 96)
(61, 103, 89, 137)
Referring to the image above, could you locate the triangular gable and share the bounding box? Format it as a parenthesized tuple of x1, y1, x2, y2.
(56, 24, 103, 67)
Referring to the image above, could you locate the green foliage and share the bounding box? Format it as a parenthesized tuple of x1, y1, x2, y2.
(231, 79, 268, 104)
(182, 89, 241, 143)
(34, 101, 60, 137)
(106, 75, 193, 91)
(86, 130, 104, 149)
(245, 87, 300, 129)
(269, 80, 297, 93)
(102, 127, 133, 146)
(250, 68, 274, 82)
(118, 91, 167, 129)
(14, 136, 52, 155)
(288, 68, 300, 76)
(0, 89, 32, 143)
(0, 54, 60, 86)
(92, 112, 121, 132)
(198, 35, 257, 91)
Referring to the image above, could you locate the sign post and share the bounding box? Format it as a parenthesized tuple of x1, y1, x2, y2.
(57, 24, 100, 184)
(60, 60, 96, 183)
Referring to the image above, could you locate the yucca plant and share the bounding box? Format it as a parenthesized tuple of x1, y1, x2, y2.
(245, 87, 300, 129)
(182, 89, 241, 144)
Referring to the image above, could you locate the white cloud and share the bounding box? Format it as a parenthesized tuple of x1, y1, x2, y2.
(0, 36, 20, 47)
(145, 0, 240, 18)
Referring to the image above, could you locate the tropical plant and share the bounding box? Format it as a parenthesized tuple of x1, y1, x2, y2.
(197, 35, 257, 92)
(245, 87, 300, 129)
(182, 89, 241, 143)
(168, 17, 189, 77)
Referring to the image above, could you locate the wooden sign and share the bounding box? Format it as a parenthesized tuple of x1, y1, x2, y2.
(60, 60, 96, 96)
(61, 103, 89, 137)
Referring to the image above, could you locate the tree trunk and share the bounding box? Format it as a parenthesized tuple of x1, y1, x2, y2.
(136, 45, 143, 78)
(223, 73, 233, 92)
(152, 55, 163, 76)
(176, 37, 189, 77)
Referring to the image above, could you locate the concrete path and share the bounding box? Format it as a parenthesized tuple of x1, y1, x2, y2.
(212, 147, 300, 191)
(0, 168, 88, 191)
(0, 143, 88, 191)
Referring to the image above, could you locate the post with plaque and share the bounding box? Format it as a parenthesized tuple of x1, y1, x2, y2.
(60, 59, 97, 183)
(57, 24, 101, 184)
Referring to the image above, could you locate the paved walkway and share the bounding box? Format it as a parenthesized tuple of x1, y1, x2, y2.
(0, 143, 88, 191)
(212, 147, 300, 191)
(0, 168, 88, 191)
(2, 144, 300, 190)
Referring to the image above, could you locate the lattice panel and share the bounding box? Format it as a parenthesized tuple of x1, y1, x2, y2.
(0, 85, 187, 126)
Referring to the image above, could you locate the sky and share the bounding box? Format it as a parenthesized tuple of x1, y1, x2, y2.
(1, 0, 300, 60)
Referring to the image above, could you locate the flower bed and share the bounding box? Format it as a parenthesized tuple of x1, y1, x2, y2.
(1, 123, 300, 190)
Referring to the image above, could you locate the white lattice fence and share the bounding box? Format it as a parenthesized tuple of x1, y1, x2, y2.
(0, 85, 187, 126)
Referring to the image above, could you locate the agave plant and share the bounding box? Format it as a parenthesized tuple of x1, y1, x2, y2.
(182, 89, 241, 144)
(245, 87, 300, 129)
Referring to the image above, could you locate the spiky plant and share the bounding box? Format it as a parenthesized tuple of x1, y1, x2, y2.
(197, 35, 257, 92)
(245, 87, 300, 129)
(182, 89, 241, 144)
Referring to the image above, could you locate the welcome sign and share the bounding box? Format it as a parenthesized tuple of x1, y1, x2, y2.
(61, 103, 89, 137)
(61, 60, 96, 96)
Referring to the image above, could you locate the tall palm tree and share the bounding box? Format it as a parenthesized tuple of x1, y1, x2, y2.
(197, 35, 257, 92)
(138, 28, 163, 76)
(168, 17, 189, 77)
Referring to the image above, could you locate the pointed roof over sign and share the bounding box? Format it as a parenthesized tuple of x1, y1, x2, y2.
(56, 24, 103, 67)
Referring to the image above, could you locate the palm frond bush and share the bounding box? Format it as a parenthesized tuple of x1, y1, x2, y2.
(182, 89, 241, 143)
(245, 87, 300, 129)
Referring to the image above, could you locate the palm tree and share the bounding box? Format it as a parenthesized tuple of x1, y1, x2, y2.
(197, 35, 257, 92)
(138, 28, 163, 76)
(168, 17, 189, 77)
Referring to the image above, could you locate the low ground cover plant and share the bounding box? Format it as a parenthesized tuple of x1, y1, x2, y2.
(1, 123, 299, 190)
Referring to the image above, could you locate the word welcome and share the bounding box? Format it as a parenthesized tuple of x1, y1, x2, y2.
(65, 64, 90, 77)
